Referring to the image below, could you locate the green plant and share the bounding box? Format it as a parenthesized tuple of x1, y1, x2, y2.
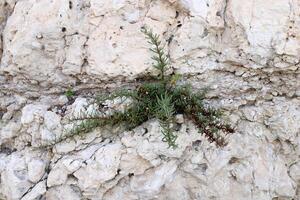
(65, 88, 75, 98)
(47, 27, 233, 148)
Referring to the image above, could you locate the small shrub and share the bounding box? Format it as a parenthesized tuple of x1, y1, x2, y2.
(65, 88, 75, 98)
(46, 27, 234, 148)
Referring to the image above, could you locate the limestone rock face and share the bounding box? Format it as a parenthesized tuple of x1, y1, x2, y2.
(0, 149, 50, 200)
(0, 0, 299, 200)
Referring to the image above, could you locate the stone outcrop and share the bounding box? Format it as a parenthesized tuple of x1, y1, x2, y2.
(0, 0, 299, 199)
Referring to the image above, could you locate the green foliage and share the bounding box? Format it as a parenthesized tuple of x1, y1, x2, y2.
(65, 88, 75, 98)
(49, 27, 234, 148)
(141, 27, 169, 83)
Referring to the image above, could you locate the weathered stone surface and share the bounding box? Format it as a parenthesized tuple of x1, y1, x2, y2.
(0, 120, 21, 143)
(27, 158, 46, 183)
(0, 0, 299, 199)
(0, 150, 49, 200)
(74, 142, 124, 190)
(130, 160, 178, 198)
(46, 185, 81, 200)
(21, 180, 46, 200)
(0, 0, 17, 62)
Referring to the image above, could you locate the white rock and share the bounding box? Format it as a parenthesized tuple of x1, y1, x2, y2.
(123, 10, 140, 24)
(289, 162, 300, 183)
(0, 153, 32, 199)
(264, 100, 300, 142)
(47, 165, 68, 187)
(0, 121, 21, 142)
(21, 104, 48, 125)
(21, 180, 46, 200)
(67, 98, 88, 119)
(74, 143, 123, 190)
(46, 185, 81, 200)
(62, 35, 87, 75)
(178, 0, 208, 17)
(1, 0, 88, 85)
(54, 140, 77, 154)
(0, 0, 300, 199)
(228, 0, 293, 58)
(61, 158, 82, 173)
(90, 0, 126, 16)
(57, 95, 69, 105)
(119, 152, 151, 176)
(40, 128, 57, 144)
(175, 114, 184, 124)
(27, 159, 46, 183)
(85, 18, 151, 80)
(130, 160, 178, 198)
(44, 111, 61, 130)
(273, 160, 296, 197)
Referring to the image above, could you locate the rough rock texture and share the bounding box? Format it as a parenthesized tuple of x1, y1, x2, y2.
(0, 0, 299, 199)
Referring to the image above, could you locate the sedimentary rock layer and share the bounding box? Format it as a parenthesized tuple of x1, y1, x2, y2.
(0, 0, 299, 199)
